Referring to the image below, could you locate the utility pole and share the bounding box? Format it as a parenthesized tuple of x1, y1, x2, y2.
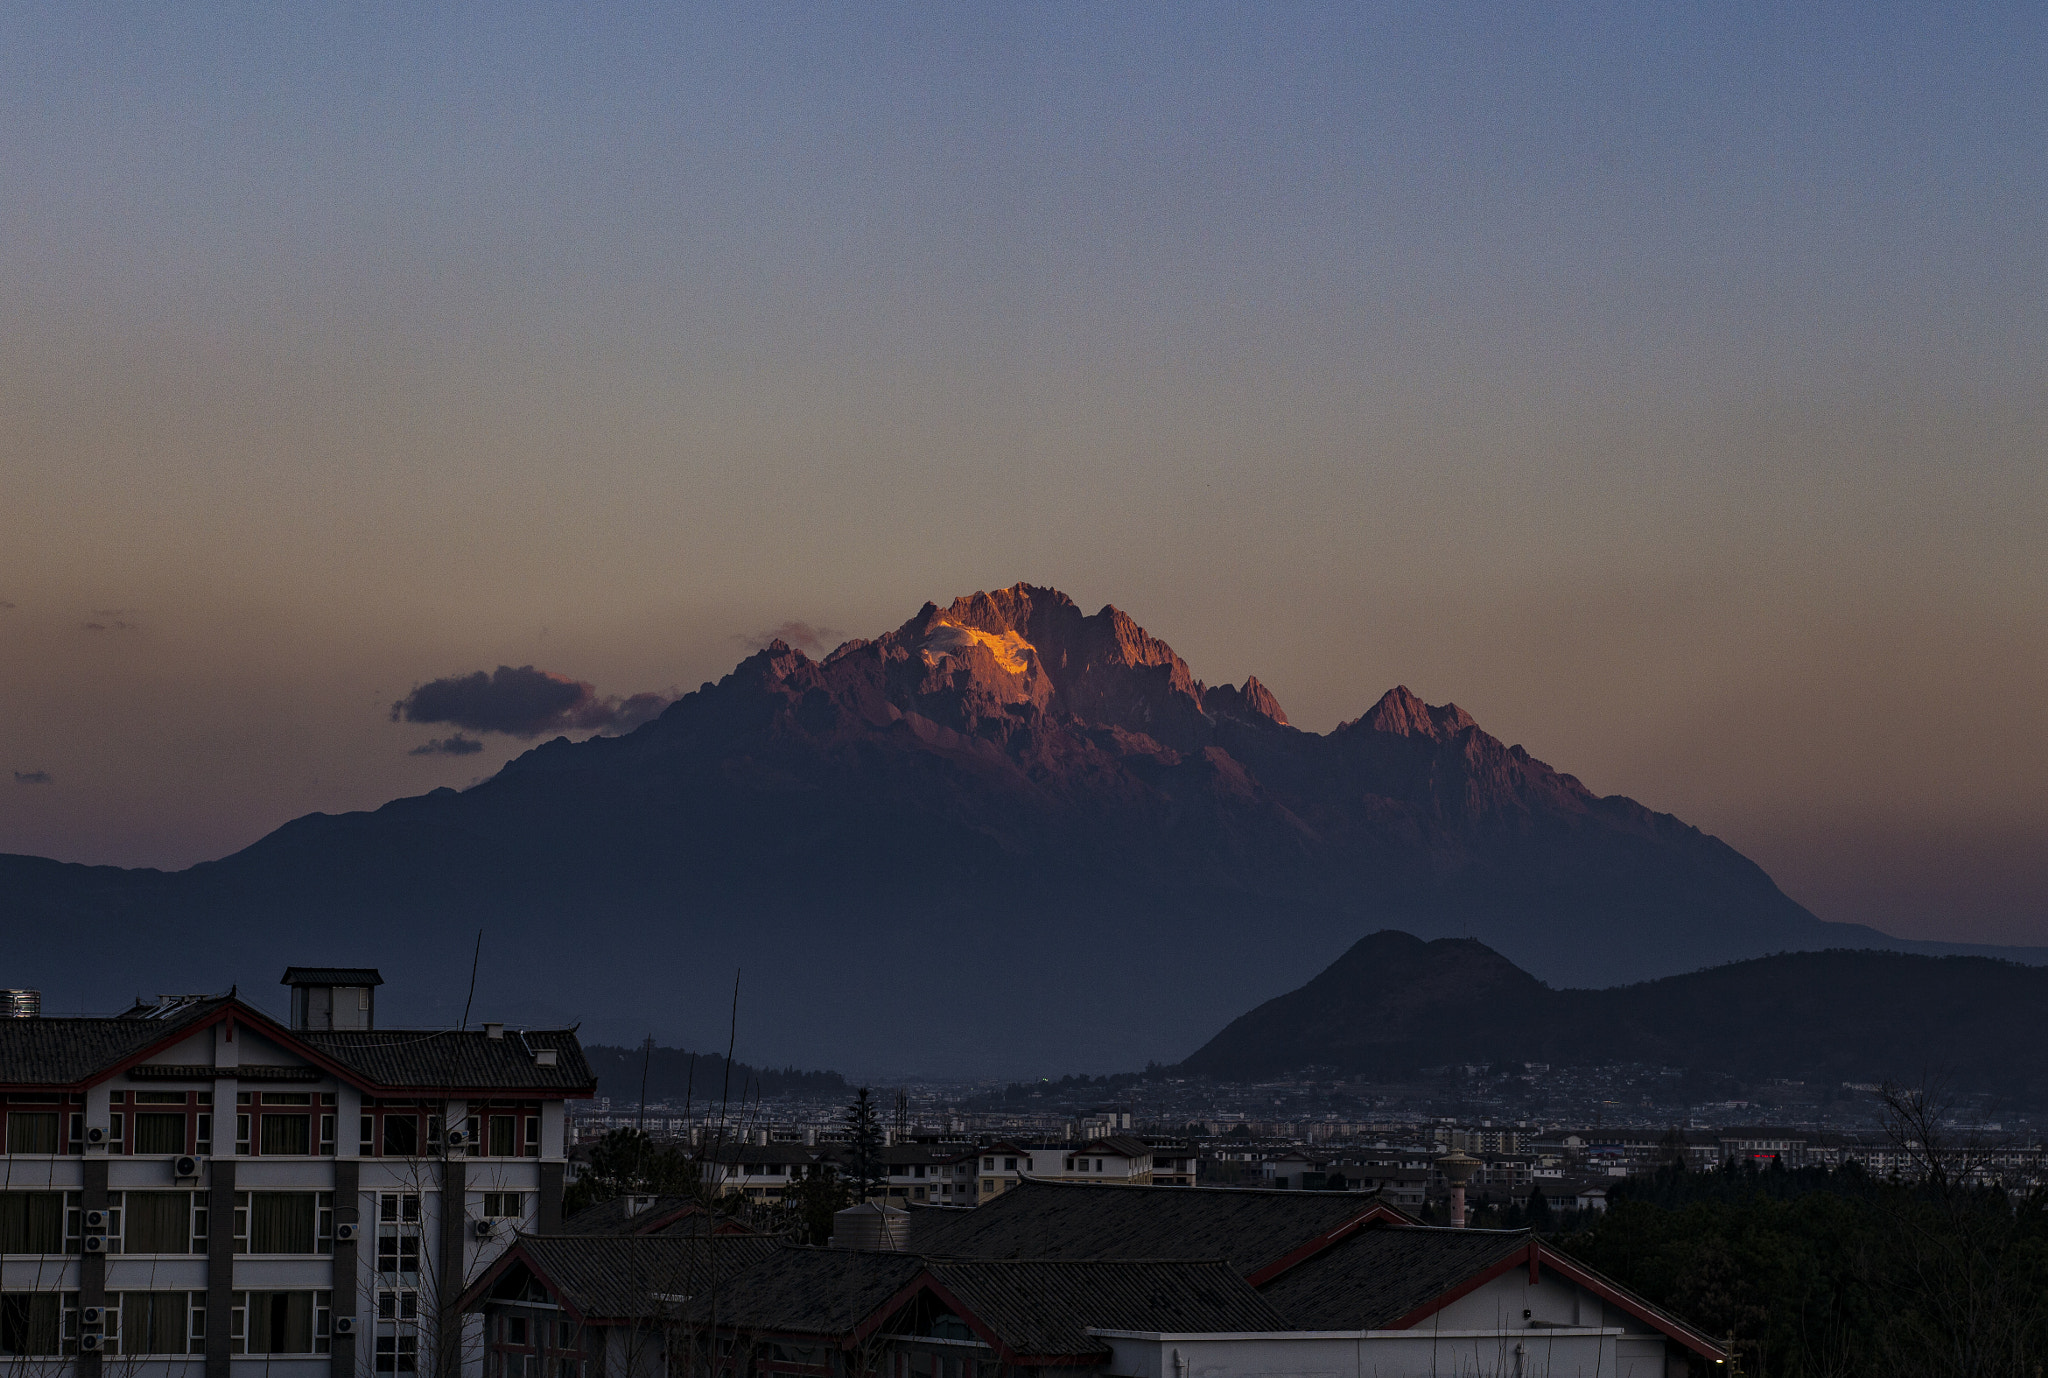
(637, 1035, 654, 1133)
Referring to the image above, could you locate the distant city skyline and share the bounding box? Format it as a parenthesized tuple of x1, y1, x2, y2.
(2, 5, 2041, 946)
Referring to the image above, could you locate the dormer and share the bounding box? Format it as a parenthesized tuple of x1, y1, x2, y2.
(281, 967, 384, 1031)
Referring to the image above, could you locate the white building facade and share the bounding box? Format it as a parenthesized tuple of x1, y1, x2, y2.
(0, 969, 592, 1378)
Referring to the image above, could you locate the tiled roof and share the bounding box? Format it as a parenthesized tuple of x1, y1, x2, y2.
(0, 997, 592, 1094)
(694, 1247, 926, 1336)
(906, 1180, 1386, 1278)
(0, 1000, 227, 1086)
(1079, 1135, 1154, 1158)
(925, 1259, 1284, 1358)
(1255, 1224, 1529, 1328)
(299, 1027, 595, 1091)
(279, 968, 384, 987)
(508, 1234, 778, 1320)
(700, 1143, 818, 1166)
(560, 1197, 707, 1236)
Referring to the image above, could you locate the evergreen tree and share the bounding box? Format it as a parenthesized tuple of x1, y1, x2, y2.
(1524, 1184, 1554, 1233)
(845, 1087, 886, 1203)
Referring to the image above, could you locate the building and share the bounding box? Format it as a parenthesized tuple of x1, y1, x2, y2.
(0, 967, 592, 1378)
(464, 1180, 1725, 1378)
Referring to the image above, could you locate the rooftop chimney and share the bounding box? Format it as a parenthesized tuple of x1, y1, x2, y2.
(280, 968, 383, 1031)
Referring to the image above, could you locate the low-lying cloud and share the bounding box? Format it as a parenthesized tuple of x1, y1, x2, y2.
(744, 620, 845, 656)
(13, 770, 52, 785)
(409, 734, 485, 757)
(391, 665, 672, 739)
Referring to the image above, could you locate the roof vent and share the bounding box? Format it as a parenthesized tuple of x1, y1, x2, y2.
(0, 990, 40, 1019)
(533, 1048, 558, 1067)
(484, 1023, 505, 1040)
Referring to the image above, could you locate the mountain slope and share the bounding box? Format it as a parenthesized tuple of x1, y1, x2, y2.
(0, 584, 2025, 1074)
(1179, 931, 2048, 1102)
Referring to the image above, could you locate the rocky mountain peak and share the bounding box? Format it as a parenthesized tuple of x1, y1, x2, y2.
(1203, 675, 1290, 727)
(1351, 685, 1479, 741)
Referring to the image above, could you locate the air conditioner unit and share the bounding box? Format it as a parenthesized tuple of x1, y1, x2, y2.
(83, 1235, 107, 1254)
(84, 1126, 106, 1145)
(83, 1209, 108, 1231)
(173, 1154, 202, 1179)
(473, 1219, 496, 1239)
(445, 1128, 469, 1147)
(333, 1317, 358, 1336)
(335, 1223, 358, 1242)
(80, 1307, 105, 1328)
(79, 1333, 104, 1353)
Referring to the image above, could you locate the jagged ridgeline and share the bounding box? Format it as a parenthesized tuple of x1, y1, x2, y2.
(1, 583, 2033, 1074)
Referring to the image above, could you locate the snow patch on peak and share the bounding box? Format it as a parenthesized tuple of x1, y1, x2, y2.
(922, 622, 1037, 676)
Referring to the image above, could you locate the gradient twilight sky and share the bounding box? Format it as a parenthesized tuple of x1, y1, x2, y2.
(1, 4, 2042, 944)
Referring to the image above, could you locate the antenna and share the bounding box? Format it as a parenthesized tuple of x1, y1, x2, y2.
(460, 929, 483, 1030)
(717, 969, 741, 1147)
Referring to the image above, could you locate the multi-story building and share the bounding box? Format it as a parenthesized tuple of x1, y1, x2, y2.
(0, 967, 592, 1378)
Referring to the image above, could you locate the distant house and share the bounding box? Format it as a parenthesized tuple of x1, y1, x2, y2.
(1060, 1136, 1154, 1184)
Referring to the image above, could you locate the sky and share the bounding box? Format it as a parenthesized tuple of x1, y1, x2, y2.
(1, 3, 2042, 946)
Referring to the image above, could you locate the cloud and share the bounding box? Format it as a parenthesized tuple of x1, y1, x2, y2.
(608, 692, 670, 733)
(409, 734, 485, 757)
(391, 665, 672, 738)
(743, 620, 845, 656)
(13, 771, 52, 785)
(0, 601, 15, 611)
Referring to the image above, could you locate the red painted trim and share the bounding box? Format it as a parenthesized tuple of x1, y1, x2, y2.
(1533, 1243, 1725, 1360)
(1379, 1237, 1726, 1362)
(1244, 1200, 1414, 1286)
(454, 1241, 588, 1325)
(848, 1273, 1023, 1362)
(13, 999, 595, 1099)
(1385, 1246, 1530, 1330)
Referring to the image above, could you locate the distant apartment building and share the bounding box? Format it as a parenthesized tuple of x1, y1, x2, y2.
(0, 967, 592, 1378)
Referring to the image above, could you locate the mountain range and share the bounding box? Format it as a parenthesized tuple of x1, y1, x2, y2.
(1181, 930, 2048, 1104)
(1, 583, 2035, 1075)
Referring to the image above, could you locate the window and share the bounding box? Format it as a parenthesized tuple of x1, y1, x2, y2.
(6, 1114, 57, 1155)
(0, 1294, 61, 1356)
(261, 1114, 312, 1155)
(488, 1116, 516, 1157)
(377, 1194, 422, 1278)
(132, 1113, 186, 1155)
(236, 1114, 252, 1155)
(1003, 1157, 1016, 1170)
(525, 1117, 540, 1154)
(321, 1114, 337, 1156)
(383, 1115, 420, 1157)
(123, 1193, 193, 1254)
(118, 1291, 199, 1355)
(239, 1192, 331, 1255)
(376, 1333, 419, 1372)
(376, 1290, 419, 1322)
(0, 1195, 64, 1254)
(234, 1290, 330, 1355)
(377, 1232, 421, 1276)
(481, 1193, 524, 1220)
